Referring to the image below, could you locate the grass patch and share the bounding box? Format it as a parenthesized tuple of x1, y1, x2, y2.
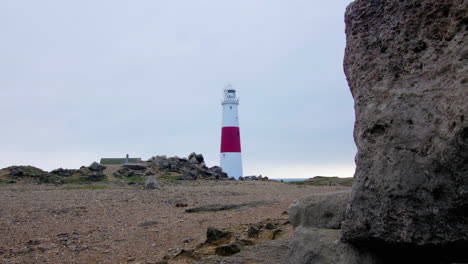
(290, 177, 354, 187)
(0, 179, 9, 184)
(159, 172, 182, 181)
(62, 185, 108, 190)
(115, 175, 146, 183)
(60, 177, 106, 184)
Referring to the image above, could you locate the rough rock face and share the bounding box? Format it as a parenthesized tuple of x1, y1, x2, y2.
(342, 0, 468, 258)
(286, 192, 379, 263)
(289, 191, 350, 230)
(285, 228, 381, 264)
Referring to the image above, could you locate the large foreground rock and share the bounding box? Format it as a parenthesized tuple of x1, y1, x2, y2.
(285, 228, 381, 264)
(342, 0, 468, 259)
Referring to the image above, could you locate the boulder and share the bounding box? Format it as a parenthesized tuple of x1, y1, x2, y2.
(289, 191, 350, 230)
(285, 228, 381, 264)
(342, 0, 468, 254)
(144, 177, 161, 190)
(88, 162, 106, 172)
(181, 171, 198, 180)
(188, 152, 205, 164)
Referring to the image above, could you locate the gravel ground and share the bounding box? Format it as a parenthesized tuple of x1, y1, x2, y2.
(0, 181, 349, 263)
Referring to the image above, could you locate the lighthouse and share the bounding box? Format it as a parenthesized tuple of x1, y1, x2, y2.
(220, 86, 243, 179)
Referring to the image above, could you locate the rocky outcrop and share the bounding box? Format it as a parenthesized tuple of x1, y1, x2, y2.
(340, 0, 468, 261)
(1, 165, 105, 184)
(149, 153, 229, 180)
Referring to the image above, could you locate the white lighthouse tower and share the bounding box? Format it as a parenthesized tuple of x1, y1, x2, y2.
(220, 86, 243, 179)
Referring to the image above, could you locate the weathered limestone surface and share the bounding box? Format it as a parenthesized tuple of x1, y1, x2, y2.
(289, 191, 350, 230)
(285, 227, 381, 264)
(342, 0, 468, 255)
(286, 192, 381, 263)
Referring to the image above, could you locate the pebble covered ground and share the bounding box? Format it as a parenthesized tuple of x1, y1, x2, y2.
(0, 181, 349, 263)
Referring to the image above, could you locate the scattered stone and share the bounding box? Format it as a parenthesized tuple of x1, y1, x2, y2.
(27, 240, 41, 246)
(206, 227, 232, 245)
(264, 223, 276, 230)
(175, 203, 188, 208)
(247, 225, 261, 238)
(144, 177, 161, 190)
(215, 242, 242, 256)
(37, 243, 50, 252)
(88, 162, 106, 171)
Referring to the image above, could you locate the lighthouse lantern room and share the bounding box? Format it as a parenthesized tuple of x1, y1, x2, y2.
(220, 86, 243, 179)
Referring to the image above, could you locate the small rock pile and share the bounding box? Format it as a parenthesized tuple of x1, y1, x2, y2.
(149, 153, 230, 180)
(239, 175, 269, 181)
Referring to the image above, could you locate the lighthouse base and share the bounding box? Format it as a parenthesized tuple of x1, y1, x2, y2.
(220, 152, 243, 179)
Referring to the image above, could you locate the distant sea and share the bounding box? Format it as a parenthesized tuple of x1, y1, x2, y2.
(270, 178, 308, 182)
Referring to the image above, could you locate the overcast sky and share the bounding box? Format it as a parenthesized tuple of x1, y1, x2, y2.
(1, 0, 356, 178)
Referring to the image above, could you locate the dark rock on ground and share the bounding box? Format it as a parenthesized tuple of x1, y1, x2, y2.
(185, 201, 271, 213)
(342, 0, 468, 258)
(289, 191, 350, 230)
(88, 162, 106, 171)
(215, 242, 242, 256)
(193, 239, 290, 264)
(264, 223, 276, 230)
(206, 227, 232, 245)
(144, 177, 161, 190)
(247, 225, 261, 238)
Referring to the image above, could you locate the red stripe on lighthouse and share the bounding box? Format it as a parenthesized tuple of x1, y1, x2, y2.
(221, 127, 241, 153)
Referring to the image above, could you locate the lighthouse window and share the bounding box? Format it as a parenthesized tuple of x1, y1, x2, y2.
(230, 106, 232, 109)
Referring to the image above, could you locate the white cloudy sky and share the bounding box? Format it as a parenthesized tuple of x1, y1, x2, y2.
(0, 0, 356, 178)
